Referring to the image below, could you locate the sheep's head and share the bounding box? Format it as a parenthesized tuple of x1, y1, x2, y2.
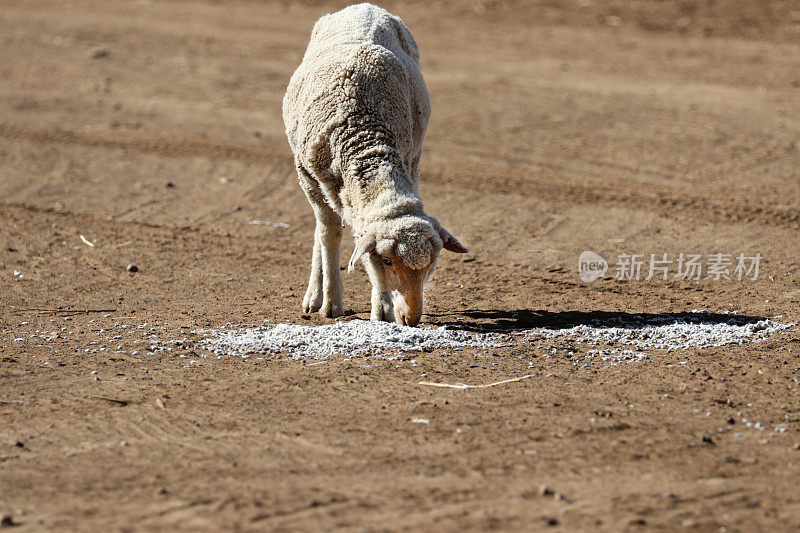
(348, 216, 468, 326)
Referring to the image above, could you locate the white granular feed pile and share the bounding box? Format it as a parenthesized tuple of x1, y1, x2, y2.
(527, 316, 793, 351)
(199, 320, 504, 359)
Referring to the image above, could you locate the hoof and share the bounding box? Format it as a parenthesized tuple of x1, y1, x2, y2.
(303, 288, 323, 314)
(319, 300, 343, 318)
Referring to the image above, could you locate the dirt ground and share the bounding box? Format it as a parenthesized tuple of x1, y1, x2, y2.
(2, 0, 800, 530)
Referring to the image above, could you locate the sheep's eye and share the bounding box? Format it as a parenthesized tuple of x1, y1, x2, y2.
(382, 258, 393, 267)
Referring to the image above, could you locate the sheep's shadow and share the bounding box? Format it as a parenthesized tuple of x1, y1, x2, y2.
(425, 309, 770, 333)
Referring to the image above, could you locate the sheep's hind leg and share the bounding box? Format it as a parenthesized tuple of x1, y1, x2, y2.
(315, 205, 343, 318)
(298, 165, 343, 318)
(302, 227, 324, 314)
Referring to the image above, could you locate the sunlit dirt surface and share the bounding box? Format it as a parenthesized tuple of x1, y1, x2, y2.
(2, 1, 799, 530)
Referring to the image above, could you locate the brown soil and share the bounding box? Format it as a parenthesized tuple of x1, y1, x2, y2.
(1, 1, 799, 530)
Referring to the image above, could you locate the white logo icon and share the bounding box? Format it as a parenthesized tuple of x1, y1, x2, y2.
(578, 251, 608, 282)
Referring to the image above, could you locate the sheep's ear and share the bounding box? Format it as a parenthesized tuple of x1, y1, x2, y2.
(348, 234, 377, 273)
(439, 227, 468, 254)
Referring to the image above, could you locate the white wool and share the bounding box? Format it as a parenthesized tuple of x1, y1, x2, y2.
(283, 4, 466, 323)
(282, 3, 433, 250)
(370, 215, 441, 269)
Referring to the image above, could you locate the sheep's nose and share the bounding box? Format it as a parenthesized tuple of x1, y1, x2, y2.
(403, 314, 420, 327)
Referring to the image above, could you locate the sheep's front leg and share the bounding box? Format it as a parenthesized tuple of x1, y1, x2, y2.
(370, 288, 394, 322)
(298, 166, 343, 318)
(364, 255, 394, 322)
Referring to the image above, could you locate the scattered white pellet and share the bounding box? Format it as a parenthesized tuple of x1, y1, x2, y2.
(198, 320, 504, 360)
(525, 314, 793, 357)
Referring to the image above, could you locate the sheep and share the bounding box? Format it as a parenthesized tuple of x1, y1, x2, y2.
(282, 3, 467, 327)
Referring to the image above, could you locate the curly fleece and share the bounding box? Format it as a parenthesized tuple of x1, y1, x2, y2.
(282, 3, 441, 269)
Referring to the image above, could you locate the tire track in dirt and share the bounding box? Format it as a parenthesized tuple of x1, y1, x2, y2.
(0, 122, 287, 165)
(425, 161, 800, 230)
(3, 122, 799, 230)
(46, 410, 257, 459)
(0, 201, 294, 255)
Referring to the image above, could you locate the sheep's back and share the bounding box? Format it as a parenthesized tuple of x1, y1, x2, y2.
(283, 3, 430, 182)
(308, 3, 420, 64)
